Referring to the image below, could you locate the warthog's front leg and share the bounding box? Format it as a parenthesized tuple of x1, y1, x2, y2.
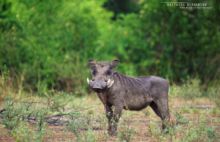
(107, 105, 122, 136)
(105, 105, 114, 135)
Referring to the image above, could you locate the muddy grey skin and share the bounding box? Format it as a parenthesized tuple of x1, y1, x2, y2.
(87, 60, 170, 136)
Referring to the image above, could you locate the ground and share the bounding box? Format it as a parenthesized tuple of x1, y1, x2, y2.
(0, 94, 219, 142)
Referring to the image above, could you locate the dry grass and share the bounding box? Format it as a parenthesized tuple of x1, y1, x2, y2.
(0, 93, 219, 142)
(0, 77, 220, 142)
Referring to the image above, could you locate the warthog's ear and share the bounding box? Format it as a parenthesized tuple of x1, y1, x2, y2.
(88, 59, 96, 69)
(110, 59, 120, 68)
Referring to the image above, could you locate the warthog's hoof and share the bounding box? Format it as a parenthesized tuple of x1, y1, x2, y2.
(108, 130, 117, 136)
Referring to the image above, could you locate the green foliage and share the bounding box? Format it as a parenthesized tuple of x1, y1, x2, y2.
(0, 0, 219, 93)
(138, 0, 220, 82)
(104, 0, 140, 19)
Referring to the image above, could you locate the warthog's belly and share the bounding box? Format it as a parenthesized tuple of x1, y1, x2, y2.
(124, 102, 151, 111)
(123, 95, 153, 111)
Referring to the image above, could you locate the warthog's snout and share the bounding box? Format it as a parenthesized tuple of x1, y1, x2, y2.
(87, 78, 114, 91)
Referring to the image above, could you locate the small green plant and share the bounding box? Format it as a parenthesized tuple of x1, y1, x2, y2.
(148, 121, 165, 141)
(80, 129, 96, 142)
(118, 119, 135, 142)
(211, 107, 220, 116)
(181, 117, 216, 142)
(34, 110, 48, 142)
(11, 121, 34, 142)
(118, 127, 134, 142)
(10, 109, 48, 142)
(143, 109, 150, 117)
(46, 96, 65, 112)
(67, 114, 95, 142)
(68, 116, 87, 133)
(1, 97, 49, 141)
(1, 98, 24, 130)
(175, 112, 189, 125)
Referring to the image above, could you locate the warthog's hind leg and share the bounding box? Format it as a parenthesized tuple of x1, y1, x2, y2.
(150, 95, 170, 130)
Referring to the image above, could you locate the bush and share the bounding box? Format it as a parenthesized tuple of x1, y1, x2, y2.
(0, 0, 220, 94)
(0, 0, 112, 92)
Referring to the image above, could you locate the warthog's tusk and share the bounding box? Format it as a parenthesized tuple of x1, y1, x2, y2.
(87, 78, 90, 84)
(109, 80, 114, 87)
(107, 79, 114, 88)
(107, 79, 111, 85)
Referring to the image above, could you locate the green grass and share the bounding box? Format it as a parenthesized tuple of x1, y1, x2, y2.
(0, 78, 220, 142)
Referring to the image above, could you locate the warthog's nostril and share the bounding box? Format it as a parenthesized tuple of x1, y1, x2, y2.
(92, 79, 95, 81)
(104, 79, 107, 82)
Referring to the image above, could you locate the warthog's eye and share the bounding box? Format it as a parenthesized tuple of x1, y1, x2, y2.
(92, 70, 97, 75)
(106, 70, 112, 75)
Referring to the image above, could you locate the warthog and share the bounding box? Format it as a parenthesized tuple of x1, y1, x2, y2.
(87, 60, 170, 136)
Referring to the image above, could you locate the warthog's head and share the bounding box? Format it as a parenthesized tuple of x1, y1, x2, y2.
(87, 59, 119, 92)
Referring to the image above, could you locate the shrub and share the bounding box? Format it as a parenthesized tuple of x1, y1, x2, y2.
(1, 0, 220, 94)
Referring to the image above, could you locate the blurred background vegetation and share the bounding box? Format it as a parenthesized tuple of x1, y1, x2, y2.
(0, 0, 219, 94)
